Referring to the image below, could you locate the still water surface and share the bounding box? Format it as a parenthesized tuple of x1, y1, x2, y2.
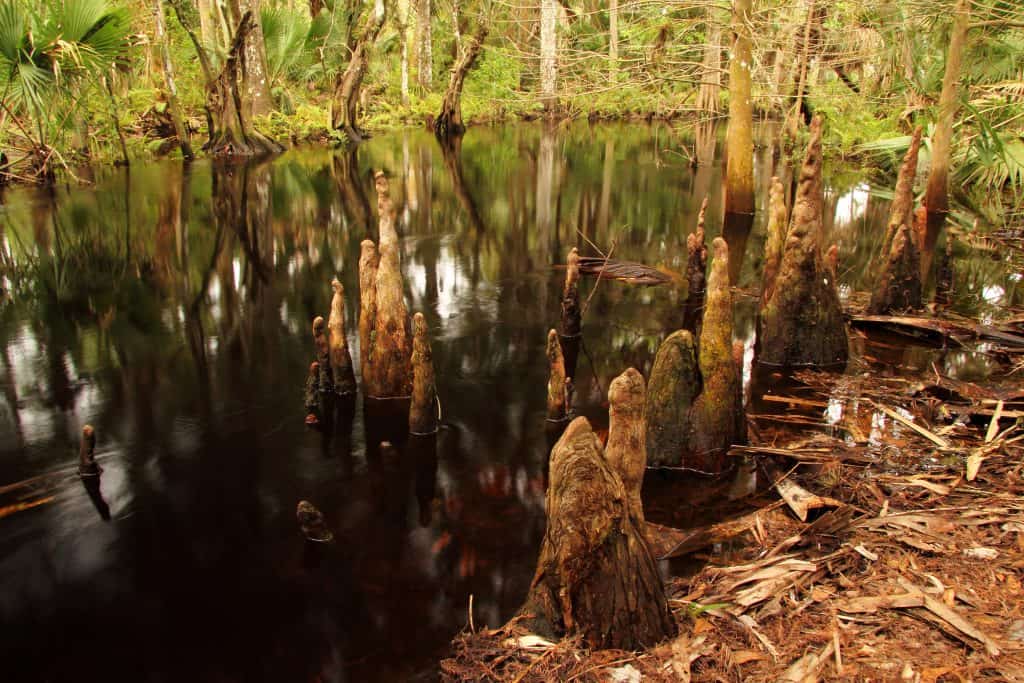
(0, 123, 1019, 681)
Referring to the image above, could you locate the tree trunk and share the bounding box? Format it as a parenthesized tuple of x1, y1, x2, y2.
(924, 0, 970, 218)
(540, 0, 558, 113)
(786, 0, 817, 137)
(234, 0, 274, 118)
(399, 0, 410, 104)
(332, 0, 387, 142)
(724, 0, 754, 216)
(434, 24, 488, 138)
(696, 7, 721, 115)
(608, 0, 618, 81)
(519, 417, 675, 649)
(153, 0, 194, 160)
(416, 0, 432, 91)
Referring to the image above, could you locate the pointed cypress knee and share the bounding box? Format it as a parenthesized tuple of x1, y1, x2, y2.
(410, 313, 438, 435)
(368, 171, 413, 398)
(78, 424, 100, 477)
(691, 237, 743, 473)
(358, 240, 380, 386)
(761, 176, 788, 305)
(682, 197, 709, 335)
(518, 417, 675, 649)
(546, 329, 569, 423)
(881, 126, 923, 256)
(645, 330, 699, 467)
(328, 278, 357, 396)
(605, 368, 647, 523)
(758, 116, 848, 368)
(312, 316, 333, 391)
(560, 247, 582, 338)
(868, 224, 922, 314)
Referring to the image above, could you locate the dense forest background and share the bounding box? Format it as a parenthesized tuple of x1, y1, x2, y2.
(0, 0, 1022, 222)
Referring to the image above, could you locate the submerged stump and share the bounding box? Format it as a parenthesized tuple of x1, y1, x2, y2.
(868, 224, 922, 314)
(328, 278, 357, 396)
(758, 116, 848, 369)
(78, 424, 100, 477)
(519, 417, 675, 650)
(409, 313, 438, 435)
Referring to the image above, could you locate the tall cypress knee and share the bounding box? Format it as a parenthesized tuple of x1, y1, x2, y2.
(546, 329, 569, 423)
(605, 368, 647, 523)
(328, 278, 357, 395)
(410, 313, 438, 435)
(560, 247, 581, 338)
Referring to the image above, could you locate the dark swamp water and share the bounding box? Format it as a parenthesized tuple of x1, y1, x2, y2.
(0, 122, 1021, 682)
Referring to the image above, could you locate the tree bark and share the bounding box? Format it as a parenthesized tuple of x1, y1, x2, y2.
(608, 0, 619, 81)
(416, 0, 432, 91)
(519, 417, 674, 649)
(724, 0, 754, 216)
(695, 7, 721, 115)
(328, 278, 358, 395)
(332, 0, 387, 142)
(234, 0, 274, 118)
(409, 312, 438, 434)
(153, 0, 194, 160)
(605, 369, 646, 523)
(924, 0, 970, 218)
(434, 24, 488, 138)
(540, 0, 558, 113)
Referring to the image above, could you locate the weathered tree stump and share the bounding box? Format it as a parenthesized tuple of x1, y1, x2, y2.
(312, 316, 333, 392)
(328, 278, 357, 396)
(605, 368, 647, 523)
(363, 172, 413, 398)
(546, 329, 569, 423)
(560, 247, 582, 339)
(758, 116, 848, 368)
(409, 313, 438, 435)
(868, 224, 922, 314)
(761, 177, 788, 306)
(519, 417, 675, 650)
(78, 424, 100, 477)
(682, 197, 709, 335)
(304, 361, 321, 425)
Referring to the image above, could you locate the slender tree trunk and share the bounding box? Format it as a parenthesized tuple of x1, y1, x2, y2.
(696, 7, 721, 115)
(154, 0, 194, 160)
(540, 0, 558, 113)
(452, 0, 461, 52)
(786, 0, 816, 137)
(924, 0, 970, 217)
(724, 0, 754, 216)
(234, 0, 274, 118)
(416, 0, 432, 91)
(434, 24, 488, 138)
(608, 0, 618, 81)
(398, 0, 410, 104)
(332, 0, 386, 142)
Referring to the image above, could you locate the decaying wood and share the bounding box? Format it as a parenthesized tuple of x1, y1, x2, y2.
(519, 417, 675, 650)
(410, 312, 439, 435)
(78, 425, 99, 477)
(312, 316, 333, 392)
(758, 116, 848, 368)
(546, 329, 569, 422)
(605, 368, 647, 523)
(328, 278, 357, 395)
(575, 257, 673, 285)
(682, 197, 709, 335)
(560, 247, 581, 338)
(765, 462, 844, 522)
(364, 172, 413, 398)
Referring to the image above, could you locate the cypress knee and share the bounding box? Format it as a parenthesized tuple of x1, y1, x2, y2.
(682, 198, 709, 335)
(546, 329, 569, 423)
(409, 313, 438, 435)
(358, 240, 380, 385)
(78, 425, 100, 477)
(560, 247, 582, 338)
(881, 126, 923, 256)
(304, 361, 321, 425)
(328, 278, 357, 395)
(758, 116, 848, 368)
(691, 237, 743, 471)
(761, 177, 788, 305)
(645, 330, 699, 468)
(605, 368, 647, 523)
(868, 225, 922, 314)
(312, 316, 333, 391)
(297, 500, 333, 542)
(519, 417, 675, 649)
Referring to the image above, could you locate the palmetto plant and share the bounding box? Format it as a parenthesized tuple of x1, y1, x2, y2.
(0, 0, 130, 179)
